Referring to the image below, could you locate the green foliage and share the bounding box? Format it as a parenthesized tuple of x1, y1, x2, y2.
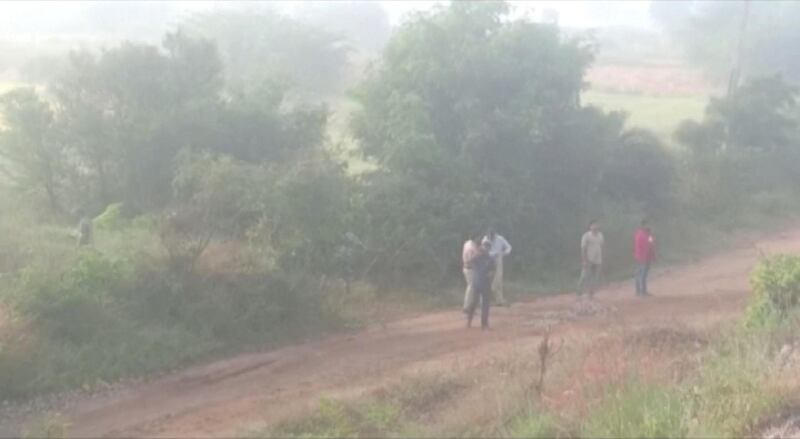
(271, 397, 403, 438)
(676, 76, 800, 220)
(93, 203, 125, 231)
(352, 2, 625, 283)
(691, 331, 781, 436)
(13, 250, 131, 342)
(599, 129, 675, 213)
(49, 33, 223, 211)
(746, 255, 800, 328)
(0, 229, 336, 400)
(172, 151, 354, 277)
(269, 156, 354, 276)
(503, 409, 557, 438)
(269, 372, 460, 437)
(582, 380, 689, 438)
(0, 88, 67, 212)
(1, 30, 330, 215)
(677, 77, 798, 154)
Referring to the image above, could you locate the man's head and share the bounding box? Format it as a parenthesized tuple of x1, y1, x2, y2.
(588, 220, 599, 233)
(470, 230, 483, 244)
(486, 226, 496, 239)
(641, 218, 649, 229)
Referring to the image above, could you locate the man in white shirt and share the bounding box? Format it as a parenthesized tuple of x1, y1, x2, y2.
(482, 227, 512, 306)
(578, 220, 604, 300)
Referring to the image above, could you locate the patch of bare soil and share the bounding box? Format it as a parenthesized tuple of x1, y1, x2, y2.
(586, 63, 716, 96)
(624, 327, 707, 354)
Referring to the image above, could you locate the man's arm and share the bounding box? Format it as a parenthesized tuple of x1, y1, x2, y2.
(581, 234, 589, 265)
(501, 236, 512, 255)
(650, 235, 656, 262)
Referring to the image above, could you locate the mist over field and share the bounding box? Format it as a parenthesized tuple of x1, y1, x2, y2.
(2, 1, 800, 437)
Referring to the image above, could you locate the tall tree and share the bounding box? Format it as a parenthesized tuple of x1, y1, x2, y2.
(50, 32, 223, 211)
(0, 88, 66, 212)
(352, 1, 624, 282)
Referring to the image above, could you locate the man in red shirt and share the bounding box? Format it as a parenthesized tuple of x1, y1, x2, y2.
(634, 219, 656, 297)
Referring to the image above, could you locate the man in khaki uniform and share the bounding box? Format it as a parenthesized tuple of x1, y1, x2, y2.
(462, 232, 481, 312)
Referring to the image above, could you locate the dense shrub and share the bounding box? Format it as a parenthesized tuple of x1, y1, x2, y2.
(0, 235, 336, 399)
(599, 129, 675, 213)
(93, 203, 126, 231)
(746, 255, 800, 328)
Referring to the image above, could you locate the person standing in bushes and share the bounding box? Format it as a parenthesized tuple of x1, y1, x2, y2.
(462, 231, 482, 313)
(578, 220, 604, 300)
(482, 227, 512, 306)
(634, 218, 656, 297)
(77, 212, 93, 247)
(465, 239, 496, 330)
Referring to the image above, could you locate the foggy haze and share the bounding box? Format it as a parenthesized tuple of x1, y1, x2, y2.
(0, 1, 655, 40)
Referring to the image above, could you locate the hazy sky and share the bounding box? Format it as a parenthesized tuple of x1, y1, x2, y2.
(0, 1, 656, 39)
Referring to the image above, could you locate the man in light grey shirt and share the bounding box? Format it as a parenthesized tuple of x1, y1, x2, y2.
(482, 227, 511, 306)
(578, 220, 604, 299)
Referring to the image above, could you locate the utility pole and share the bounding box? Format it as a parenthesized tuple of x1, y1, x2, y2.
(727, 0, 751, 96)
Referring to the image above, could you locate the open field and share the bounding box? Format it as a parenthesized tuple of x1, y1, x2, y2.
(583, 89, 708, 141)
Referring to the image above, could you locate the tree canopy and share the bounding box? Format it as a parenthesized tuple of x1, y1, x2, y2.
(352, 2, 627, 281)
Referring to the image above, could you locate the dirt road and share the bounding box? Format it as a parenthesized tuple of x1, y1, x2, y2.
(22, 227, 800, 437)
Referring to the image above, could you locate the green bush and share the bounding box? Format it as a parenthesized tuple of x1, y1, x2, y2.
(691, 331, 781, 436)
(0, 237, 336, 400)
(746, 255, 800, 328)
(599, 129, 676, 213)
(582, 380, 688, 438)
(12, 250, 133, 342)
(93, 203, 126, 231)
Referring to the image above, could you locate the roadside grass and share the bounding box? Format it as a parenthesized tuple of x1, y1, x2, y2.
(266, 372, 465, 438)
(503, 408, 558, 438)
(505, 329, 785, 439)
(510, 298, 800, 439)
(690, 330, 783, 437)
(581, 380, 688, 438)
(582, 90, 707, 142)
(20, 412, 69, 439)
